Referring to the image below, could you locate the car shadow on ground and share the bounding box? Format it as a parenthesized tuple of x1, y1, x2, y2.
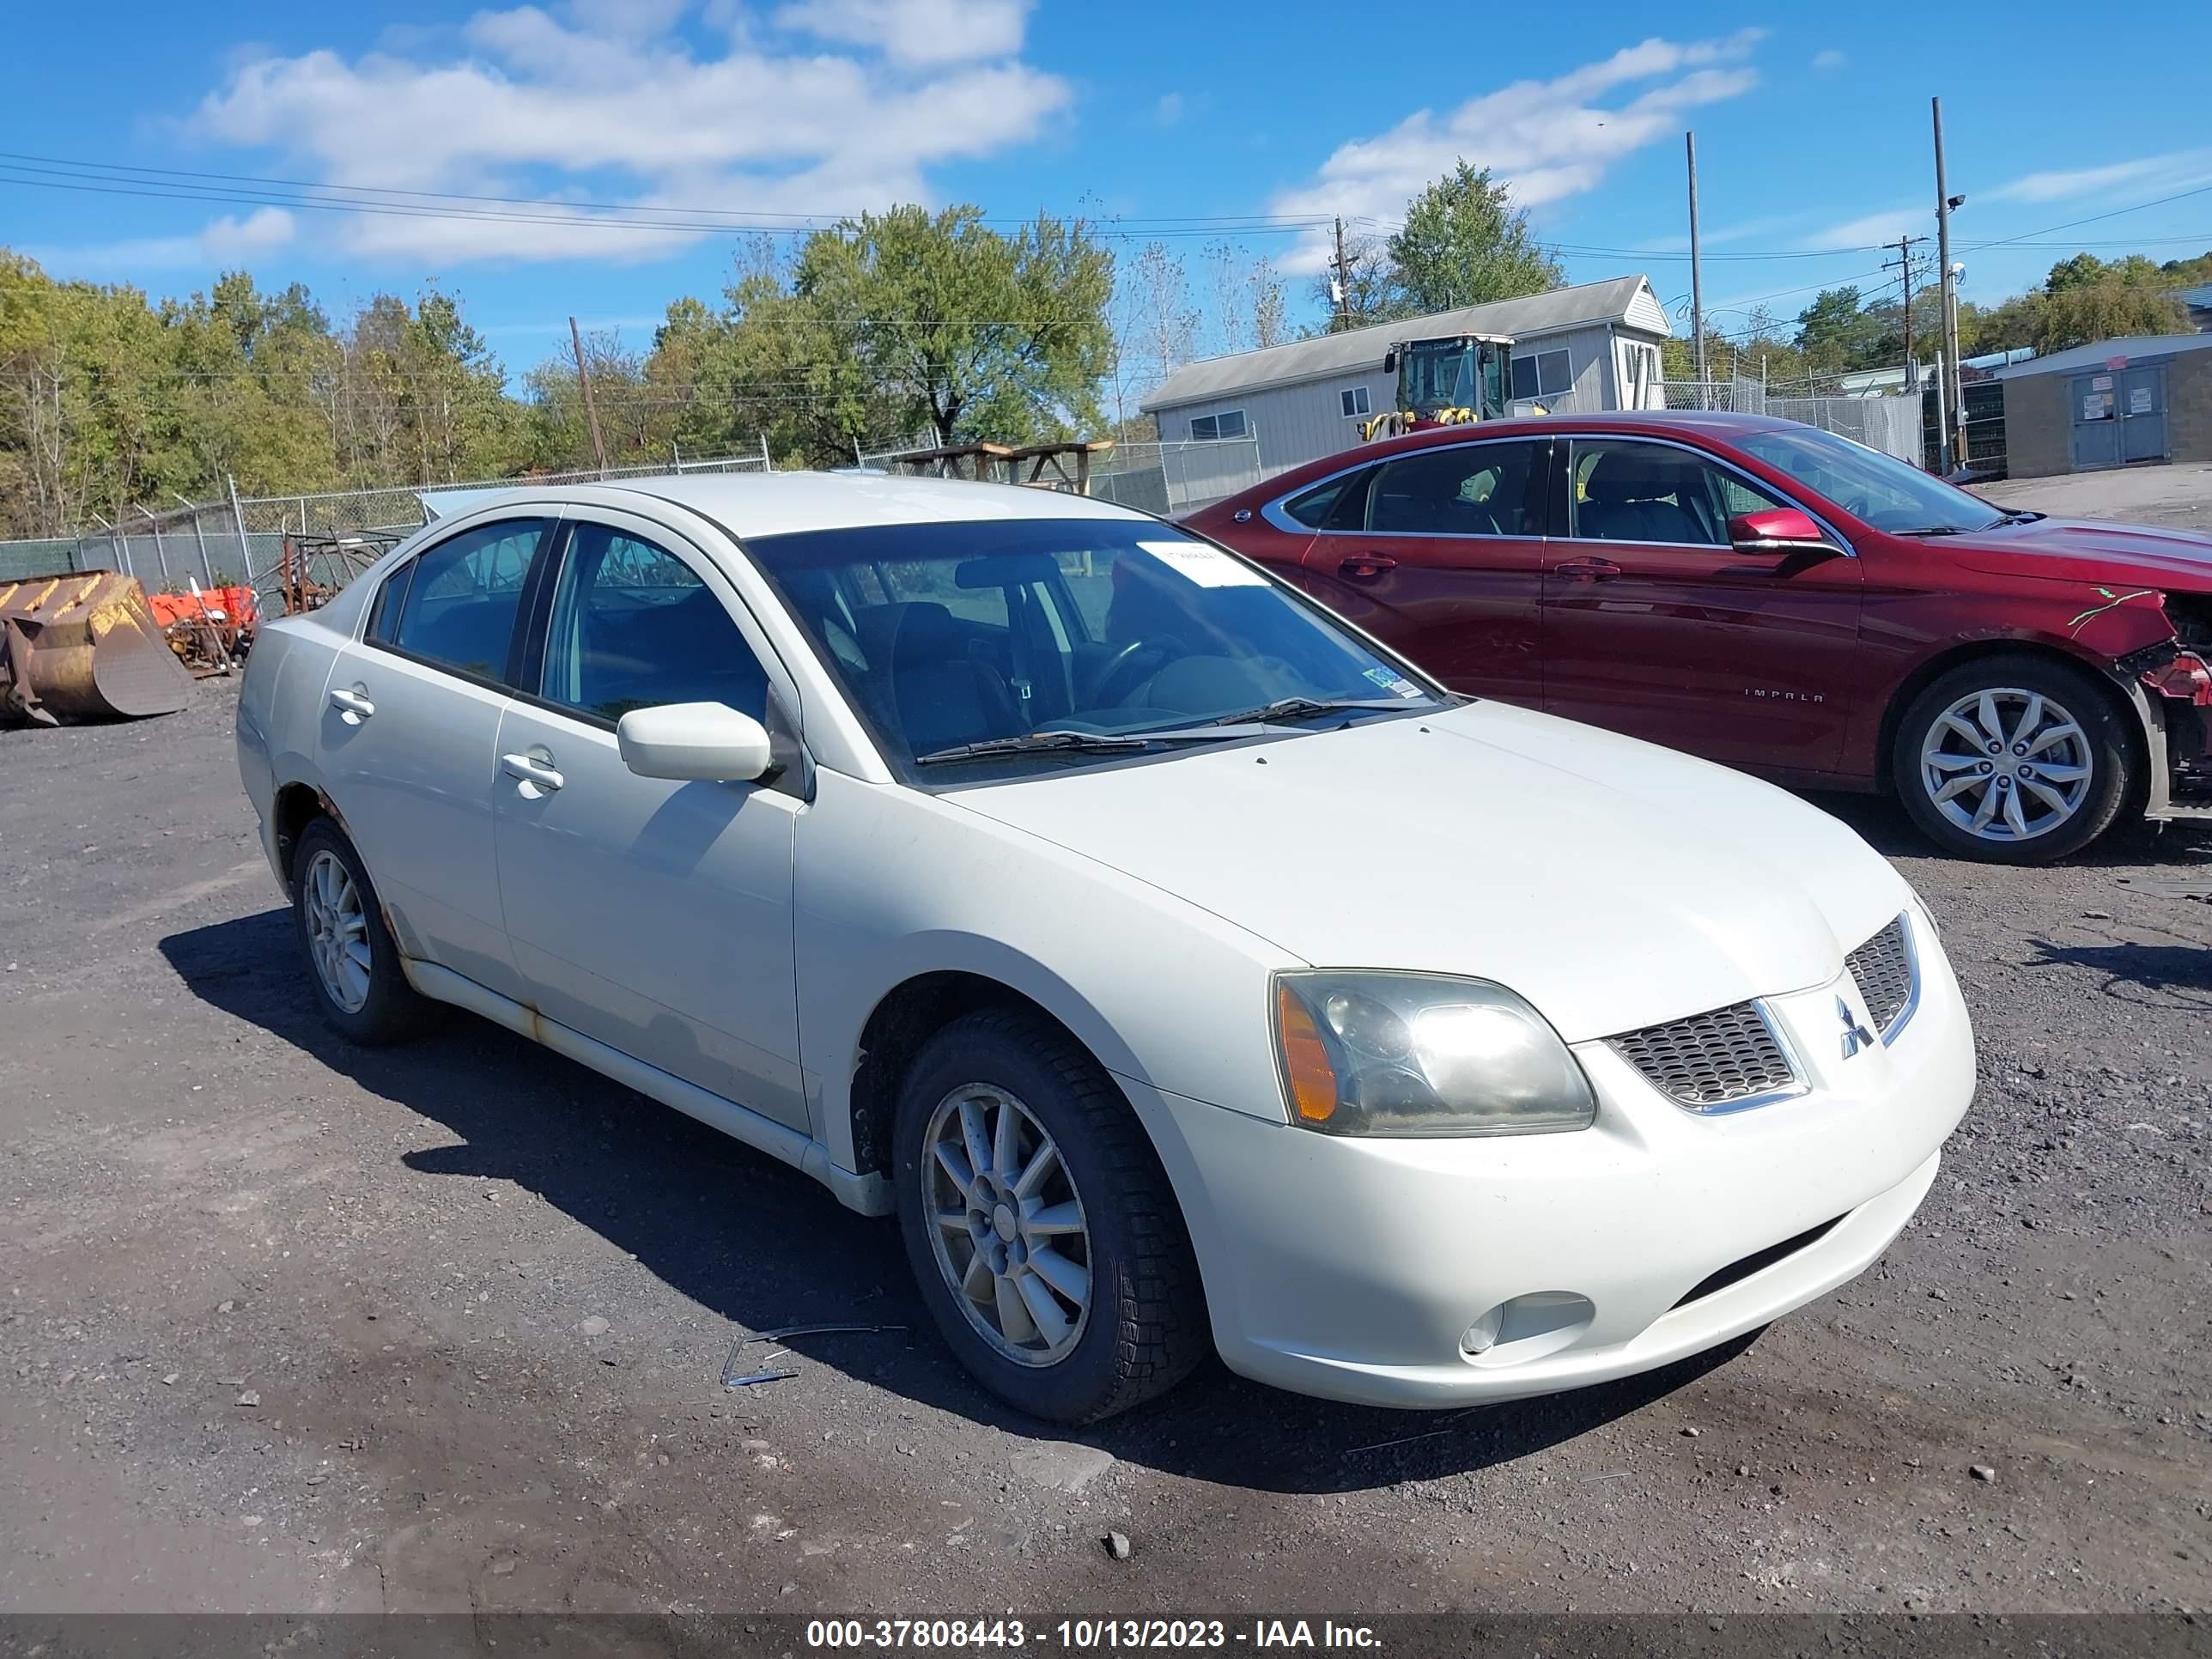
(2023, 937, 2212, 1010)
(159, 906, 1748, 1495)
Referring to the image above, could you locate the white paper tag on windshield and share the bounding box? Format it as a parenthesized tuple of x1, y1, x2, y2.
(1139, 539, 1270, 588)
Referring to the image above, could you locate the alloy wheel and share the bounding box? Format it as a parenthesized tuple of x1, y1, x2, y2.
(1918, 686, 2093, 844)
(302, 848, 373, 1013)
(921, 1083, 1092, 1367)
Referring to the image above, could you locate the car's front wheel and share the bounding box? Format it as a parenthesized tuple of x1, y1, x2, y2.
(892, 1009, 1206, 1424)
(1892, 653, 2136, 863)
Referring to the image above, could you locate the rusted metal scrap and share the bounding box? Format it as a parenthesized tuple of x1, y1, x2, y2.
(0, 570, 193, 726)
(277, 532, 397, 616)
(151, 583, 257, 678)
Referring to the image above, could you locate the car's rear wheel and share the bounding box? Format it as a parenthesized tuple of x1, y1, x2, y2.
(891, 1008, 1206, 1424)
(291, 817, 428, 1044)
(1892, 654, 2135, 863)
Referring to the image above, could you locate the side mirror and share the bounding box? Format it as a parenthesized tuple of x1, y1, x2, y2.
(1382, 348, 1400, 375)
(1728, 507, 1832, 554)
(617, 702, 774, 783)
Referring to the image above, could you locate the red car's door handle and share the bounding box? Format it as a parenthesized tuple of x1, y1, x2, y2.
(1338, 553, 1399, 579)
(1554, 556, 1621, 582)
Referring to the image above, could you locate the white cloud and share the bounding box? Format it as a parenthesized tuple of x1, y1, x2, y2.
(1797, 144, 2212, 254)
(1154, 91, 1184, 128)
(1800, 205, 1923, 249)
(1810, 48, 1845, 71)
(184, 2, 1068, 266)
(33, 207, 295, 275)
(1269, 32, 1765, 273)
(770, 0, 1031, 66)
(1985, 147, 2212, 204)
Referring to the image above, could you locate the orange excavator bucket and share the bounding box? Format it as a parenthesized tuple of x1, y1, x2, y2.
(0, 570, 194, 726)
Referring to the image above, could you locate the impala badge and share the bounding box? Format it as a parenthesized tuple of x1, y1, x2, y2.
(1837, 995, 1876, 1060)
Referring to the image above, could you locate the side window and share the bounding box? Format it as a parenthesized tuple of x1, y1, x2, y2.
(1368, 442, 1542, 536)
(1510, 349, 1572, 399)
(1568, 441, 1792, 546)
(1283, 473, 1354, 528)
(383, 518, 551, 681)
(365, 561, 414, 645)
(539, 523, 769, 724)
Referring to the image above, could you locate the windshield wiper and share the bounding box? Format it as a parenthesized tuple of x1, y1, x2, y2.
(1893, 525, 1969, 537)
(1996, 510, 2045, 526)
(1164, 696, 1416, 731)
(912, 728, 1229, 766)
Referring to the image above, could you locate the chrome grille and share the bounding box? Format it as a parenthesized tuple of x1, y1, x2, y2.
(1608, 1001, 1798, 1111)
(1846, 915, 1914, 1037)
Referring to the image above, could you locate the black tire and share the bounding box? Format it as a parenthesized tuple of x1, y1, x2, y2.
(1891, 653, 2136, 864)
(290, 817, 429, 1045)
(891, 1008, 1206, 1424)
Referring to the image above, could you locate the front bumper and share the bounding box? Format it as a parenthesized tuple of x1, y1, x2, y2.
(1120, 915, 1975, 1409)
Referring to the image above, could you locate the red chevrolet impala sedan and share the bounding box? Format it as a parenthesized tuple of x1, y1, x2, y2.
(1188, 412, 2212, 861)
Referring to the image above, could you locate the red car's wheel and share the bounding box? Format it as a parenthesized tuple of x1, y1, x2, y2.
(1892, 655, 2136, 863)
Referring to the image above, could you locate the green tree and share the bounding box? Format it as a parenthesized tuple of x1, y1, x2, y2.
(1386, 162, 1564, 314)
(788, 205, 1113, 451)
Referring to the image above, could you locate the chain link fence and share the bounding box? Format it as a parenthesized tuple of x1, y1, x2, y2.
(1660, 374, 1925, 466)
(0, 450, 773, 594)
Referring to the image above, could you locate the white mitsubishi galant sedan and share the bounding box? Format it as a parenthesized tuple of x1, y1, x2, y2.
(236, 473, 1974, 1424)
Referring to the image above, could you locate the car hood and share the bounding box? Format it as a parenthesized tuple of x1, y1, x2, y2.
(941, 702, 1911, 1043)
(1940, 515, 2212, 587)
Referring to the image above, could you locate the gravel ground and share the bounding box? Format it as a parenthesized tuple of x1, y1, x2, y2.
(3, 479, 2209, 1615)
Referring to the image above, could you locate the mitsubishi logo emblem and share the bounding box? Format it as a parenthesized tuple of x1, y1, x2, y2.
(1837, 995, 1876, 1060)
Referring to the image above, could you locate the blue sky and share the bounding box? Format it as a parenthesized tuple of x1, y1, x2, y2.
(9, 0, 2212, 377)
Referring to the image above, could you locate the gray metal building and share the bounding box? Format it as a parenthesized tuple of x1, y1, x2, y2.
(1993, 334, 2212, 477)
(1139, 276, 1672, 473)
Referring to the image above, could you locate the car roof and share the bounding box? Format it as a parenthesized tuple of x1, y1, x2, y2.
(460, 471, 1152, 541)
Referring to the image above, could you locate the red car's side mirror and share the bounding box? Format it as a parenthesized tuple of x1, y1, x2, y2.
(1729, 507, 1832, 553)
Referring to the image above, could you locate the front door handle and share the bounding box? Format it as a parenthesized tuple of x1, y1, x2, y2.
(500, 752, 564, 793)
(1554, 557, 1622, 582)
(328, 685, 375, 721)
(1338, 553, 1399, 580)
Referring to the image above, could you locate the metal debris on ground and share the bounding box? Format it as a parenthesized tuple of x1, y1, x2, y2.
(0, 570, 193, 725)
(716, 1322, 906, 1389)
(742, 1322, 907, 1345)
(150, 581, 257, 678)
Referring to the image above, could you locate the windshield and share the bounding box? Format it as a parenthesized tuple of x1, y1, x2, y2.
(742, 518, 1439, 776)
(1736, 427, 2005, 534)
(1403, 342, 1471, 415)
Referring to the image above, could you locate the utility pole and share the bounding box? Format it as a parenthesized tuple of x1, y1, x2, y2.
(569, 315, 610, 478)
(1331, 216, 1350, 332)
(1686, 131, 1707, 406)
(1883, 234, 1930, 380)
(1933, 96, 1966, 471)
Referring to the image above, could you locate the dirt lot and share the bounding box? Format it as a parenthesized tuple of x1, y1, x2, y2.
(3, 476, 2210, 1616)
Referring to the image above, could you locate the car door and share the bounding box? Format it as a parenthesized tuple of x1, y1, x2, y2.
(1539, 436, 1862, 774)
(319, 515, 556, 1003)
(491, 510, 807, 1132)
(1294, 437, 1551, 707)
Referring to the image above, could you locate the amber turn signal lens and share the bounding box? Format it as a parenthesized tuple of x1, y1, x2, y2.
(1276, 981, 1340, 1122)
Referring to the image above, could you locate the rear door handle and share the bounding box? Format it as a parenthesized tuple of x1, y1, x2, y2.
(500, 752, 564, 793)
(1554, 557, 1621, 582)
(328, 686, 374, 720)
(1338, 553, 1398, 580)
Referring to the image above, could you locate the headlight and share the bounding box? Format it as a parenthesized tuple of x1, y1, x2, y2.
(1272, 971, 1596, 1138)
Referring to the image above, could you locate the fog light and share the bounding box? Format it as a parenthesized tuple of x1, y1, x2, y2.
(1460, 1306, 1504, 1356)
(1459, 1292, 1597, 1367)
